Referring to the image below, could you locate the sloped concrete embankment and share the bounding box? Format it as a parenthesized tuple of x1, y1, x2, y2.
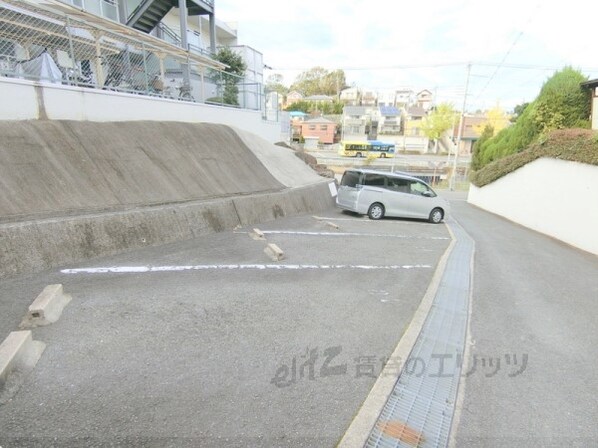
(0, 121, 332, 278)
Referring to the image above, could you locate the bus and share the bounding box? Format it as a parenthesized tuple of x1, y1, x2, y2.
(338, 140, 396, 158)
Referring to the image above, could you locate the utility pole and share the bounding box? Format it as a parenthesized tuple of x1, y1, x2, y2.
(450, 63, 471, 191)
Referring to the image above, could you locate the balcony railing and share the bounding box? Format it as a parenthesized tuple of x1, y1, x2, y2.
(0, 0, 266, 112)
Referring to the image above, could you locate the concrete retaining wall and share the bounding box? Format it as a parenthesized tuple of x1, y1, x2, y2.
(0, 121, 295, 220)
(468, 158, 598, 255)
(0, 78, 280, 142)
(0, 181, 336, 278)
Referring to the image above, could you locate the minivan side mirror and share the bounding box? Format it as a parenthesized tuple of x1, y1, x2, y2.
(422, 190, 434, 197)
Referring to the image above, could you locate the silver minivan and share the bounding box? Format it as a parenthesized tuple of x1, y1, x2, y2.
(336, 169, 448, 223)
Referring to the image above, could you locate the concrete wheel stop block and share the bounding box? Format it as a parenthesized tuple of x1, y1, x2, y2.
(264, 243, 284, 261)
(0, 331, 46, 389)
(20, 284, 72, 328)
(250, 228, 266, 240)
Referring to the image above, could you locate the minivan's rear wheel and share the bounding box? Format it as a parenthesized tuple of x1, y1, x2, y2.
(368, 203, 385, 220)
(355, 152, 362, 158)
(380, 153, 386, 158)
(429, 208, 444, 224)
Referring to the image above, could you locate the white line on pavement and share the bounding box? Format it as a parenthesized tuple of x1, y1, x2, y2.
(261, 230, 449, 240)
(61, 264, 433, 274)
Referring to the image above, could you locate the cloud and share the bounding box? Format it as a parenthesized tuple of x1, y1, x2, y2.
(217, 0, 598, 111)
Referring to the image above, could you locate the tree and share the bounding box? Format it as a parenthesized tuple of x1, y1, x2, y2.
(511, 102, 529, 123)
(283, 99, 344, 114)
(213, 47, 247, 106)
(421, 103, 459, 152)
(475, 67, 591, 169)
(265, 74, 288, 97)
(471, 124, 494, 171)
(474, 106, 510, 136)
(290, 67, 347, 97)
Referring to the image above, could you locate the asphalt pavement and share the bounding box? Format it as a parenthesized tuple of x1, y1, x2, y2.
(0, 208, 450, 447)
(451, 199, 598, 447)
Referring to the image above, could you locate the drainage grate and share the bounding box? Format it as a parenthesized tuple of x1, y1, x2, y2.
(366, 219, 474, 448)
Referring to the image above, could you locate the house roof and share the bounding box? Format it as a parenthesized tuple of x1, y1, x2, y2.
(344, 106, 367, 115)
(407, 106, 426, 117)
(305, 95, 333, 101)
(581, 79, 598, 88)
(380, 106, 400, 116)
(417, 89, 432, 96)
(305, 117, 335, 124)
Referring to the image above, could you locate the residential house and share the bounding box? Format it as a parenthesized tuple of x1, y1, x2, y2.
(54, 0, 265, 107)
(285, 90, 304, 108)
(452, 114, 486, 155)
(581, 79, 598, 130)
(342, 106, 378, 141)
(377, 90, 397, 107)
(379, 106, 401, 135)
(340, 87, 360, 105)
(342, 106, 368, 141)
(361, 89, 377, 107)
(304, 94, 334, 112)
(301, 117, 336, 144)
(403, 105, 427, 137)
(416, 89, 433, 110)
(289, 111, 308, 142)
(395, 89, 415, 107)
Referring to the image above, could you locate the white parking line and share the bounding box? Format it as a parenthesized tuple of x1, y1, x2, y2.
(313, 216, 425, 224)
(61, 264, 433, 274)
(261, 230, 449, 240)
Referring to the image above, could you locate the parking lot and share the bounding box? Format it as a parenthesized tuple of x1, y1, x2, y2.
(0, 207, 450, 447)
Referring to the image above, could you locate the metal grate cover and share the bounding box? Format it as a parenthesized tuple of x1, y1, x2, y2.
(366, 218, 474, 448)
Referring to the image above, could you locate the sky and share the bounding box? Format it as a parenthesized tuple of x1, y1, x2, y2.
(215, 0, 598, 113)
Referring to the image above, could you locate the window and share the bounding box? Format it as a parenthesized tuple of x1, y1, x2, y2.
(409, 180, 434, 196)
(320, 125, 328, 131)
(386, 178, 410, 193)
(308, 125, 316, 130)
(341, 171, 361, 187)
(364, 174, 386, 187)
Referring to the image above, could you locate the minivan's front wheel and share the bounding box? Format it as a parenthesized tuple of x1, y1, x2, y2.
(368, 203, 385, 220)
(429, 208, 444, 224)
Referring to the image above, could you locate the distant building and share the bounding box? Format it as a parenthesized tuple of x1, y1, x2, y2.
(285, 90, 304, 107)
(378, 90, 397, 107)
(379, 106, 401, 135)
(452, 115, 486, 155)
(581, 79, 598, 130)
(361, 90, 377, 107)
(404, 105, 427, 136)
(416, 89, 433, 110)
(395, 89, 415, 107)
(340, 87, 361, 105)
(301, 117, 336, 144)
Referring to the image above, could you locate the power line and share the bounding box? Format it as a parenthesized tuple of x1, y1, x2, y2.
(473, 2, 542, 101)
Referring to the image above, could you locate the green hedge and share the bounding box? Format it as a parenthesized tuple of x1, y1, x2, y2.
(470, 128, 598, 187)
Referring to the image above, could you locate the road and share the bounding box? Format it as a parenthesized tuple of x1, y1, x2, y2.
(306, 148, 471, 171)
(451, 199, 598, 447)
